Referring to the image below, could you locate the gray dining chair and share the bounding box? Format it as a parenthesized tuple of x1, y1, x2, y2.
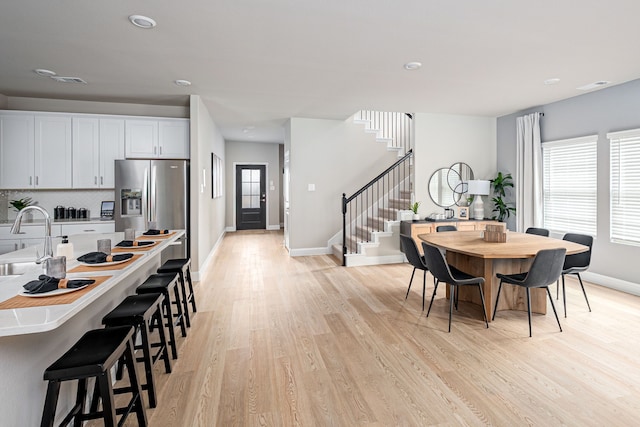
(436, 225, 457, 232)
(525, 227, 550, 237)
(421, 242, 488, 332)
(558, 233, 593, 317)
(493, 248, 566, 337)
(399, 234, 430, 311)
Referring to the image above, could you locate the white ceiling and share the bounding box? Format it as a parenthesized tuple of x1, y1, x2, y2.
(2, 0, 640, 144)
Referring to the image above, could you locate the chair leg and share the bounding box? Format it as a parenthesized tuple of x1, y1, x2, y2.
(546, 286, 563, 333)
(421, 269, 426, 311)
(492, 281, 504, 321)
(97, 372, 117, 426)
(178, 271, 191, 328)
(405, 267, 416, 300)
(477, 284, 489, 328)
(72, 379, 87, 427)
(526, 288, 532, 337)
(40, 381, 61, 427)
(185, 267, 197, 313)
(562, 274, 567, 317)
(448, 284, 455, 332)
(426, 280, 440, 316)
(576, 273, 592, 312)
(556, 278, 560, 300)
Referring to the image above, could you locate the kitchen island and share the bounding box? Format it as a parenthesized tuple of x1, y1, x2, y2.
(0, 230, 184, 426)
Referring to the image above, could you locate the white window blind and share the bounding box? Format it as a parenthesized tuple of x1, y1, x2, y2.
(609, 128, 640, 245)
(542, 135, 597, 235)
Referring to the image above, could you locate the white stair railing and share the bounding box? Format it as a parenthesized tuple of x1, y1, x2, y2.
(354, 110, 413, 154)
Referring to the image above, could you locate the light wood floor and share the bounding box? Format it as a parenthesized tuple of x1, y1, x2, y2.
(124, 230, 640, 426)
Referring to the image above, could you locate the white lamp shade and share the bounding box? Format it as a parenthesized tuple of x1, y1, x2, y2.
(467, 179, 491, 196)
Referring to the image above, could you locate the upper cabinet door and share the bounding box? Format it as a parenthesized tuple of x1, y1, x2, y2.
(158, 120, 189, 159)
(99, 119, 125, 187)
(72, 117, 100, 188)
(34, 116, 72, 188)
(0, 114, 35, 189)
(125, 119, 158, 158)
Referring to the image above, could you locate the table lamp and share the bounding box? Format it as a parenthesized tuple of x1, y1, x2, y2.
(467, 180, 491, 220)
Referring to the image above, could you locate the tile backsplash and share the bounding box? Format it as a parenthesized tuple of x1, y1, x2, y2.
(0, 189, 115, 221)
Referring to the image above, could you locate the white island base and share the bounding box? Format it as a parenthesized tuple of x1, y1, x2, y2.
(0, 230, 184, 426)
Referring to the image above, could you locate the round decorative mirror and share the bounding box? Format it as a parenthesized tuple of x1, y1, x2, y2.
(428, 163, 474, 207)
(428, 168, 458, 207)
(449, 162, 474, 206)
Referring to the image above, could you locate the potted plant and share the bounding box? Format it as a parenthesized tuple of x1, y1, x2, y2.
(490, 172, 516, 222)
(409, 201, 421, 220)
(9, 197, 33, 212)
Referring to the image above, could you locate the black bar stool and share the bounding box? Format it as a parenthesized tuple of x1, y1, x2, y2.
(157, 258, 197, 327)
(40, 325, 146, 427)
(136, 273, 185, 359)
(101, 293, 171, 408)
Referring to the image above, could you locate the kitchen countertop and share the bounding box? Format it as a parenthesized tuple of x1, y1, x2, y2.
(0, 229, 183, 336)
(0, 217, 114, 225)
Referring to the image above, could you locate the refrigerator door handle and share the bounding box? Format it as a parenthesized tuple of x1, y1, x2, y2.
(150, 164, 157, 222)
(142, 167, 149, 223)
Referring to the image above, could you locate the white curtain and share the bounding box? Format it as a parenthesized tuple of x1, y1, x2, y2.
(515, 112, 543, 232)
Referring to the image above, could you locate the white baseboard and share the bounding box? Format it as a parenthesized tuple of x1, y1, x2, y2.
(582, 272, 640, 296)
(289, 247, 332, 256)
(225, 225, 280, 232)
(193, 230, 226, 282)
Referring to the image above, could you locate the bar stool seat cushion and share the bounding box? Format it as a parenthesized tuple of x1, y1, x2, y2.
(44, 326, 134, 380)
(157, 258, 190, 272)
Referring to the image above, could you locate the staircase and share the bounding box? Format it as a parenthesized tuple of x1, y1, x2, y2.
(331, 111, 414, 267)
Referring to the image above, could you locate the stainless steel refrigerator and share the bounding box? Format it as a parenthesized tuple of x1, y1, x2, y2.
(114, 159, 189, 261)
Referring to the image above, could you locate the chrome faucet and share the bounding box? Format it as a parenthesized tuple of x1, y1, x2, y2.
(10, 205, 53, 264)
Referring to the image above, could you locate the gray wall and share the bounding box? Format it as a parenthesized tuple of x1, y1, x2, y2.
(189, 95, 226, 277)
(497, 78, 640, 287)
(224, 141, 281, 230)
(286, 117, 402, 253)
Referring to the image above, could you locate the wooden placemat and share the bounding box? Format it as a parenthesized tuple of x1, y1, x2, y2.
(136, 231, 176, 240)
(68, 253, 144, 273)
(0, 276, 111, 309)
(112, 241, 159, 253)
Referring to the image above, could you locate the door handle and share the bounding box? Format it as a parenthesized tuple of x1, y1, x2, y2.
(261, 193, 266, 203)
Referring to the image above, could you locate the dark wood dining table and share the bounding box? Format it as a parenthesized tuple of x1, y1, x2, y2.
(418, 231, 588, 321)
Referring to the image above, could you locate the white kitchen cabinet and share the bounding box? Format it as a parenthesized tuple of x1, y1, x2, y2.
(60, 222, 114, 235)
(158, 120, 189, 158)
(0, 239, 20, 255)
(99, 119, 126, 187)
(0, 223, 63, 255)
(34, 115, 73, 188)
(0, 112, 71, 189)
(72, 117, 124, 188)
(0, 114, 35, 189)
(125, 119, 189, 159)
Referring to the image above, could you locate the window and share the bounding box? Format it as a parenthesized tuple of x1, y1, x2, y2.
(609, 128, 640, 246)
(542, 135, 597, 235)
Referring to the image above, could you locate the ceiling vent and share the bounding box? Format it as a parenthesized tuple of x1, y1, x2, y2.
(576, 81, 611, 91)
(51, 76, 87, 84)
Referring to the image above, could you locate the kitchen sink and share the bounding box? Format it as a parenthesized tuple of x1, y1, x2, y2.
(0, 261, 39, 277)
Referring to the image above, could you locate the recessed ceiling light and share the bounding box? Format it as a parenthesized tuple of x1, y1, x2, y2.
(577, 81, 611, 91)
(174, 79, 191, 86)
(34, 69, 56, 77)
(544, 78, 560, 85)
(403, 62, 422, 71)
(128, 15, 156, 29)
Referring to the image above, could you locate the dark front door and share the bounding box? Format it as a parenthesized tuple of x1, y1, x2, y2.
(236, 165, 266, 230)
